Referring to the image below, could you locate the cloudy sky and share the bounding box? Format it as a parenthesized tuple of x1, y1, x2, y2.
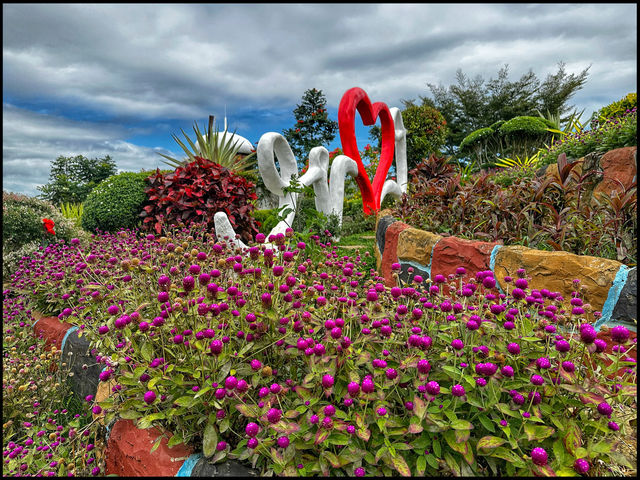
(3, 3, 637, 197)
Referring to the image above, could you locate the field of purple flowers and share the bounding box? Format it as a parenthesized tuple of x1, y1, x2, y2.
(3, 221, 637, 476)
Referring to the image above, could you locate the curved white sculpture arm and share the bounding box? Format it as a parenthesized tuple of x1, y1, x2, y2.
(212, 108, 406, 247)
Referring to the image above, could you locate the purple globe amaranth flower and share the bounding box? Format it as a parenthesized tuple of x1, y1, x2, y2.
(476, 377, 487, 387)
(536, 357, 551, 369)
(322, 374, 334, 389)
(512, 393, 525, 405)
(451, 384, 465, 397)
(417, 359, 431, 374)
(555, 339, 571, 353)
(216, 441, 227, 451)
(143, 391, 156, 404)
(611, 325, 630, 343)
(562, 361, 575, 373)
(501, 365, 514, 377)
(594, 338, 607, 353)
(385, 368, 398, 380)
(405, 401, 414, 411)
(597, 402, 612, 417)
(361, 377, 375, 394)
(466, 320, 479, 331)
(250, 359, 262, 371)
(377, 407, 387, 416)
(528, 391, 542, 405)
(209, 339, 223, 355)
(225, 376, 238, 390)
(322, 417, 333, 429)
(451, 339, 464, 350)
(531, 447, 548, 466)
(277, 436, 290, 448)
(530, 374, 545, 386)
(309, 414, 319, 425)
(266, 408, 282, 424)
(607, 421, 619, 431)
(182, 275, 195, 292)
(98, 325, 109, 335)
(426, 381, 440, 396)
(324, 405, 336, 417)
(347, 381, 360, 397)
(574, 458, 590, 474)
(245, 422, 259, 437)
(507, 343, 520, 355)
(247, 437, 259, 449)
(579, 324, 597, 344)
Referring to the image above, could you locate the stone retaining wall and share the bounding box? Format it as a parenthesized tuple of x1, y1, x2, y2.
(375, 210, 637, 333)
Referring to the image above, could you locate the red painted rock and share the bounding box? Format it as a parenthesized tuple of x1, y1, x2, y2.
(105, 419, 193, 476)
(430, 237, 498, 294)
(381, 221, 410, 287)
(33, 316, 74, 350)
(593, 146, 637, 199)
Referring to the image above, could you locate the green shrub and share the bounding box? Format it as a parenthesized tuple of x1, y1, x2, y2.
(60, 202, 84, 227)
(253, 208, 280, 234)
(591, 92, 637, 128)
(2, 191, 86, 279)
(81, 171, 153, 233)
(537, 108, 637, 167)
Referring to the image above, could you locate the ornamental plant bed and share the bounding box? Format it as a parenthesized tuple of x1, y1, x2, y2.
(4, 224, 637, 477)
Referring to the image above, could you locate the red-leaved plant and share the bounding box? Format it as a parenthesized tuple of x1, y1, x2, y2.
(140, 157, 260, 242)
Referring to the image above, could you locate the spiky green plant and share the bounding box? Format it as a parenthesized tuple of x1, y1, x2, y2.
(494, 152, 541, 170)
(158, 115, 257, 177)
(59, 202, 84, 227)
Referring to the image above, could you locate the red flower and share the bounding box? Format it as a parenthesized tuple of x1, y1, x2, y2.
(42, 218, 56, 235)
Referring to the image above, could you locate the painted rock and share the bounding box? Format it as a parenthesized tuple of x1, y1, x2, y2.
(494, 245, 621, 313)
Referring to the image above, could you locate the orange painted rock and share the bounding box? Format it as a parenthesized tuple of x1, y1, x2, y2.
(105, 419, 193, 476)
(397, 227, 443, 268)
(494, 245, 622, 313)
(380, 221, 410, 287)
(33, 316, 74, 350)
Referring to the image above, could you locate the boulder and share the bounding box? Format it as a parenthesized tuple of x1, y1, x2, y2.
(494, 245, 622, 313)
(105, 419, 193, 476)
(592, 146, 637, 199)
(397, 227, 443, 268)
(380, 221, 410, 287)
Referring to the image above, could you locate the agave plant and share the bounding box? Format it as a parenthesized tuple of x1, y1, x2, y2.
(158, 115, 257, 176)
(494, 151, 541, 170)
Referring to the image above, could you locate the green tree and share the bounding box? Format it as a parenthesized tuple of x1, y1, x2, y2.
(368, 97, 448, 171)
(282, 88, 338, 168)
(37, 154, 117, 206)
(426, 62, 590, 158)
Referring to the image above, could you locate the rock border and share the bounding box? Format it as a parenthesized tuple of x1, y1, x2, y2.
(375, 210, 637, 332)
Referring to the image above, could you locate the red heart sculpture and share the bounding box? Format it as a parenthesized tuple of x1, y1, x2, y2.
(338, 87, 395, 215)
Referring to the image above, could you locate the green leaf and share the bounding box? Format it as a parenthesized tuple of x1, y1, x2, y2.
(140, 341, 153, 362)
(477, 414, 496, 433)
(488, 447, 526, 468)
(563, 423, 582, 456)
(426, 453, 439, 470)
(327, 433, 350, 446)
(476, 436, 506, 451)
(432, 438, 441, 457)
(451, 419, 473, 430)
(524, 423, 555, 442)
(194, 386, 211, 399)
(120, 410, 142, 420)
(321, 451, 341, 468)
(203, 422, 218, 458)
(174, 396, 197, 408)
(167, 432, 184, 448)
(416, 455, 427, 475)
(391, 453, 411, 477)
(314, 429, 330, 445)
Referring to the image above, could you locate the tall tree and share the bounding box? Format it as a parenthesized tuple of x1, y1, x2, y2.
(369, 97, 448, 171)
(426, 62, 590, 158)
(37, 154, 117, 205)
(282, 88, 338, 168)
